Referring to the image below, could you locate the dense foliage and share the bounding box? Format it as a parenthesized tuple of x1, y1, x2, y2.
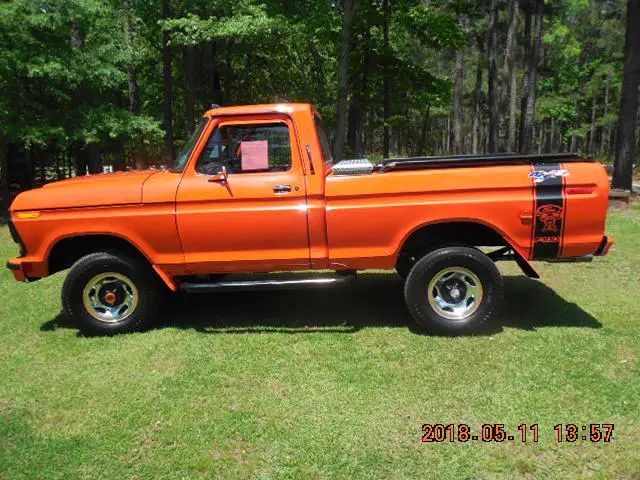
(0, 0, 637, 217)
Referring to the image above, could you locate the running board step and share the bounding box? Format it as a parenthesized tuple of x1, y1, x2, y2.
(179, 272, 356, 293)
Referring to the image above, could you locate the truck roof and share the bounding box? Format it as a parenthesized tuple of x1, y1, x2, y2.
(203, 103, 314, 118)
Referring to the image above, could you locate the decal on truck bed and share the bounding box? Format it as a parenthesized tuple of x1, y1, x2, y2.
(528, 168, 569, 184)
(531, 163, 567, 259)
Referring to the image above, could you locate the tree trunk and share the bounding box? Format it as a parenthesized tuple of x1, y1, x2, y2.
(416, 106, 431, 156)
(599, 78, 610, 159)
(570, 94, 579, 152)
(225, 41, 234, 98)
(334, 0, 360, 162)
(210, 41, 222, 105)
(244, 46, 253, 102)
(502, 0, 519, 152)
(347, 30, 363, 157)
(613, 0, 640, 191)
(347, 52, 369, 158)
(382, 0, 391, 158)
(518, 0, 532, 150)
(122, 0, 139, 172)
(453, 15, 467, 155)
(355, 66, 367, 157)
(23, 148, 34, 190)
(73, 143, 86, 177)
(184, 44, 196, 135)
(611, 124, 617, 160)
(1, 145, 9, 224)
(40, 151, 47, 184)
(362, 110, 370, 152)
(453, 48, 465, 154)
(538, 121, 544, 153)
(86, 144, 102, 174)
(347, 92, 361, 157)
(446, 117, 451, 152)
(114, 145, 126, 172)
(355, 34, 372, 157)
(472, 39, 484, 154)
(310, 42, 326, 101)
(162, 0, 174, 162)
(487, 0, 500, 152)
(588, 96, 597, 155)
(519, 0, 543, 153)
(123, 0, 140, 116)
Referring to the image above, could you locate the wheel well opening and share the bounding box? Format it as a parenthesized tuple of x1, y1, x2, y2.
(48, 235, 149, 275)
(397, 222, 509, 266)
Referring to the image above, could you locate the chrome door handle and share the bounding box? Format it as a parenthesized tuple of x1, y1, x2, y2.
(273, 185, 291, 193)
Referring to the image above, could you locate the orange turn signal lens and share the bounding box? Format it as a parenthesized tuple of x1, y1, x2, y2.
(16, 212, 41, 219)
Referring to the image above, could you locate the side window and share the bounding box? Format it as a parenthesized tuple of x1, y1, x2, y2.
(196, 123, 292, 175)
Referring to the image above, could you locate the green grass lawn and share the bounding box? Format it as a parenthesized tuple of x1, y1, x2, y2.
(1, 206, 639, 479)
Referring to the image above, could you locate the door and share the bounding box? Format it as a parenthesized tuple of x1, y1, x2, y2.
(176, 116, 310, 274)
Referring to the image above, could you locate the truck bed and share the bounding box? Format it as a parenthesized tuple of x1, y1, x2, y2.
(375, 152, 593, 172)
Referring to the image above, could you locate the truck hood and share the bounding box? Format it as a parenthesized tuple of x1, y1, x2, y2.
(10, 170, 161, 211)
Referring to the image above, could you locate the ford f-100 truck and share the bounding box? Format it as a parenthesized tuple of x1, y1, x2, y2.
(6, 103, 613, 335)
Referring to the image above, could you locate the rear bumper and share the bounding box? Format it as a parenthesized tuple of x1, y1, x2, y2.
(594, 235, 614, 257)
(545, 236, 614, 264)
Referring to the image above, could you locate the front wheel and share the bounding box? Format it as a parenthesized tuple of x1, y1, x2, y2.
(395, 254, 415, 279)
(404, 246, 503, 335)
(62, 252, 161, 335)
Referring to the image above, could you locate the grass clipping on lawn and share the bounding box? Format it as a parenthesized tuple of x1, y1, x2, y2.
(0, 204, 639, 479)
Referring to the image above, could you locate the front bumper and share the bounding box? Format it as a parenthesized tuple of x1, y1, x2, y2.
(7, 259, 26, 282)
(6, 257, 42, 282)
(6, 213, 42, 282)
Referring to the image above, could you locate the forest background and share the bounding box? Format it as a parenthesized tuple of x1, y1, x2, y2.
(1, 0, 639, 221)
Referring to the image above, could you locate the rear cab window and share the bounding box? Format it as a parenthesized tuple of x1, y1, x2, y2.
(314, 115, 333, 171)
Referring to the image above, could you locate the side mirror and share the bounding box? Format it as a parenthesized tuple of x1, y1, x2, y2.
(208, 165, 228, 183)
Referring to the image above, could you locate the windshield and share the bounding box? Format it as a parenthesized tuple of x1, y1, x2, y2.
(171, 118, 210, 172)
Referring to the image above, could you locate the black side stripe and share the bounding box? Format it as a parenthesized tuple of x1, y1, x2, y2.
(559, 168, 568, 256)
(532, 163, 566, 259)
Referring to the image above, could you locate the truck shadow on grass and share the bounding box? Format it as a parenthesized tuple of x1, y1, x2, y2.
(155, 273, 603, 335)
(41, 273, 602, 335)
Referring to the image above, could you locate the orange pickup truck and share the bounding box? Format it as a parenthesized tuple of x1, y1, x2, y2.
(7, 103, 613, 335)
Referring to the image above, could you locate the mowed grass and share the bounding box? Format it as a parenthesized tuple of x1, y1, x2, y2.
(1, 206, 639, 480)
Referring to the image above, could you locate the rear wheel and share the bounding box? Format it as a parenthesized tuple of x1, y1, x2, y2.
(62, 252, 161, 335)
(404, 246, 503, 335)
(396, 246, 435, 279)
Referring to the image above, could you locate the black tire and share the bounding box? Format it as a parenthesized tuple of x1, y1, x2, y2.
(62, 252, 161, 335)
(396, 247, 436, 279)
(395, 254, 414, 279)
(404, 246, 503, 335)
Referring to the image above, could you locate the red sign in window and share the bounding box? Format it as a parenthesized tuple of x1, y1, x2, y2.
(241, 140, 269, 171)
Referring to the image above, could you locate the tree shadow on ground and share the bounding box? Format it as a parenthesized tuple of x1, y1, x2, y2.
(41, 273, 602, 336)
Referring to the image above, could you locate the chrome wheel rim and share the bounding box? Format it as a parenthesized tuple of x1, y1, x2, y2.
(427, 267, 483, 321)
(82, 272, 138, 323)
